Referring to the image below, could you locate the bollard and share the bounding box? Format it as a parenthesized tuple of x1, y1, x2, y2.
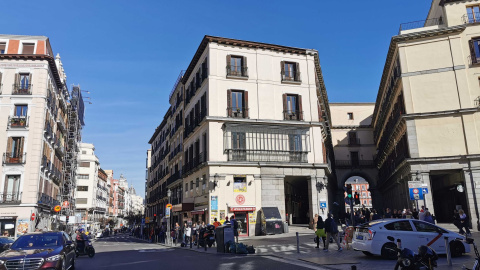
(445, 237, 452, 266)
(351, 266, 357, 270)
(296, 232, 300, 253)
(190, 237, 193, 249)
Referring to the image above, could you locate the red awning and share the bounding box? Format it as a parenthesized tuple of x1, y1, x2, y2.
(191, 210, 205, 215)
(230, 207, 256, 212)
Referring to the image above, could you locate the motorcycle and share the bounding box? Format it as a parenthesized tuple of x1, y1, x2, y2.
(386, 236, 438, 270)
(198, 225, 215, 249)
(75, 239, 95, 258)
(463, 237, 479, 270)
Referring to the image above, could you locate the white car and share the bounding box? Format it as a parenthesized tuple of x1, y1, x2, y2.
(352, 219, 470, 259)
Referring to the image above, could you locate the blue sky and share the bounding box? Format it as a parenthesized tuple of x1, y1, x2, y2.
(1, 0, 432, 197)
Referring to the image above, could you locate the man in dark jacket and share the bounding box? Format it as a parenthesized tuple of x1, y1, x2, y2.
(324, 213, 342, 252)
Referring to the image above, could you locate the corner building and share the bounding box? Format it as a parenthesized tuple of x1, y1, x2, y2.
(146, 36, 333, 236)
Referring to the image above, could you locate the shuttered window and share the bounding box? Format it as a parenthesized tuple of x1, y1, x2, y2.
(76, 198, 87, 204)
(0, 43, 5, 54)
(281, 61, 300, 82)
(22, 43, 35, 54)
(282, 94, 303, 120)
(79, 162, 90, 167)
(227, 90, 248, 118)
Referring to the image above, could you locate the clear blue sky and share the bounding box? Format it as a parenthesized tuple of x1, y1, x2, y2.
(1, 0, 432, 198)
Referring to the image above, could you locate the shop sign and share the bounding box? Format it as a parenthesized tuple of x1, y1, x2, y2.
(16, 219, 28, 236)
(233, 175, 247, 192)
(194, 202, 208, 207)
(210, 210, 217, 223)
(219, 210, 225, 222)
(235, 195, 245, 205)
(166, 208, 170, 218)
(191, 210, 205, 215)
(0, 217, 15, 220)
(211, 196, 218, 211)
(249, 212, 256, 224)
(230, 207, 256, 212)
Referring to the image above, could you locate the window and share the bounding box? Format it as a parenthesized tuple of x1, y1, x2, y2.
(6, 137, 24, 160)
(77, 186, 88, 191)
(4, 175, 20, 197)
(470, 38, 480, 64)
(233, 176, 247, 192)
(227, 90, 248, 118)
(227, 55, 247, 77)
(350, 152, 359, 167)
(384, 221, 413, 231)
(196, 178, 199, 188)
(467, 5, 480, 23)
(0, 43, 5, 54)
(232, 132, 246, 150)
(22, 43, 35, 54)
(190, 181, 193, 191)
(282, 61, 300, 82)
(76, 198, 87, 204)
(79, 162, 90, 167)
(347, 112, 354, 120)
(288, 134, 302, 152)
(283, 94, 303, 120)
(412, 221, 446, 233)
(14, 105, 28, 117)
(19, 74, 30, 89)
(77, 174, 89, 179)
(362, 193, 366, 198)
(348, 132, 358, 145)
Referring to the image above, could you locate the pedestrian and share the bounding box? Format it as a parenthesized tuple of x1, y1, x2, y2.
(174, 222, 180, 244)
(223, 217, 230, 225)
(313, 214, 319, 230)
(185, 225, 191, 245)
(424, 211, 435, 224)
(371, 210, 381, 221)
(419, 206, 426, 221)
(230, 215, 239, 243)
(315, 216, 327, 249)
(213, 218, 221, 228)
(412, 208, 419, 219)
(384, 208, 392, 218)
(453, 210, 461, 231)
(458, 209, 471, 236)
(324, 213, 342, 252)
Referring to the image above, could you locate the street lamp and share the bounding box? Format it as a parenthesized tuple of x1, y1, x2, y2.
(167, 189, 171, 245)
(213, 173, 219, 189)
(316, 176, 328, 192)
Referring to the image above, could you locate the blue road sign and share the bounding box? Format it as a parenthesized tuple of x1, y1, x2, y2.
(409, 188, 424, 200)
(422, 188, 428, 194)
(141, 218, 145, 225)
(320, 201, 327, 209)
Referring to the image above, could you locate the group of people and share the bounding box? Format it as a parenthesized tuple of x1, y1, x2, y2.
(313, 213, 342, 252)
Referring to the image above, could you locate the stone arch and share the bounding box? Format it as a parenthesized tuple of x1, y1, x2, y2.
(333, 168, 382, 211)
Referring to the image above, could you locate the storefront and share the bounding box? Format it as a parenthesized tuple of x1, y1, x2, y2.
(191, 210, 206, 224)
(230, 206, 255, 237)
(172, 203, 193, 226)
(0, 216, 16, 237)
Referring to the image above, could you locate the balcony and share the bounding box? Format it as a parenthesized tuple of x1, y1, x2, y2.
(0, 192, 22, 204)
(226, 66, 248, 78)
(38, 192, 55, 207)
(398, 17, 443, 35)
(57, 116, 66, 132)
(335, 159, 376, 168)
(283, 111, 303, 121)
(348, 138, 361, 146)
(3, 153, 26, 165)
(281, 72, 301, 83)
(8, 116, 29, 128)
(54, 139, 65, 157)
(227, 107, 248, 118)
(12, 84, 32, 95)
(226, 149, 307, 163)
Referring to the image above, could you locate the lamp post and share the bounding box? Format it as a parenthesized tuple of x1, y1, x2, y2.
(315, 176, 328, 216)
(167, 189, 171, 245)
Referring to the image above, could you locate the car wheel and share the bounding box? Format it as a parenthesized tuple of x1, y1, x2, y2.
(381, 242, 398, 260)
(450, 240, 464, 257)
(88, 248, 95, 258)
(61, 256, 66, 270)
(362, 251, 374, 256)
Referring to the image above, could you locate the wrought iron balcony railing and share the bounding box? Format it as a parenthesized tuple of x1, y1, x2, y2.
(8, 116, 29, 128)
(226, 149, 307, 163)
(226, 66, 248, 77)
(0, 192, 22, 204)
(283, 110, 303, 121)
(348, 138, 361, 146)
(3, 153, 26, 164)
(399, 17, 443, 34)
(227, 107, 248, 118)
(281, 71, 301, 82)
(12, 84, 32, 95)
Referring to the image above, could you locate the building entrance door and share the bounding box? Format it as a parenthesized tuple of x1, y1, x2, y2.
(234, 212, 248, 236)
(430, 171, 470, 223)
(284, 177, 309, 224)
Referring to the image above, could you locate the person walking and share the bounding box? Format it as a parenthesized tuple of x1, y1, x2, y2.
(324, 213, 342, 252)
(418, 206, 426, 221)
(230, 215, 239, 243)
(458, 209, 471, 236)
(424, 211, 435, 224)
(315, 216, 327, 249)
(174, 222, 180, 244)
(213, 218, 221, 229)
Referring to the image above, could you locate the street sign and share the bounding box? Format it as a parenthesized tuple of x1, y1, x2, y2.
(31, 213, 35, 221)
(320, 201, 327, 209)
(408, 181, 424, 200)
(166, 204, 172, 209)
(165, 208, 171, 218)
(62, 201, 69, 207)
(141, 218, 145, 225)
(53, 205, 61, 212)
(422, 188, 428, 194)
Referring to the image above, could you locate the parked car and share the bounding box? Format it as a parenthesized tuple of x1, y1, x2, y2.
(352, 219, 470, 259)
(0, 231, 76, 270)
(0, 237, 14, 253)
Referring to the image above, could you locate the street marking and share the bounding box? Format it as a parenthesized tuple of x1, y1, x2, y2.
(265, 256, 330, 270)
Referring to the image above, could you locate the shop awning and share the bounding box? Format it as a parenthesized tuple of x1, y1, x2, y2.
(172, 203, 194, 212)
(191, 210, 205, 215)
(229, 206, 256, 212)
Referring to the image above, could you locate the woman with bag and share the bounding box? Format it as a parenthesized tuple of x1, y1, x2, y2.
(315, 216, 327, 249)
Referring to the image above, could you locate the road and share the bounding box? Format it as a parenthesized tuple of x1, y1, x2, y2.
(75, 233, 322, 270)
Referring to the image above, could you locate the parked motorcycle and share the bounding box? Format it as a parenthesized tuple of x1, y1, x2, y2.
(386, 236, 438, 270)
(76, 239, 95, 258)
(198, 225, 215, 249)
(463, 238, 479, 270)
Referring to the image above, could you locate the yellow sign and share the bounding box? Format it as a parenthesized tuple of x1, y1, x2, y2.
(53, 205, 61, 212)
(145, 217, 150, 223)
(166, 204, 172, 209)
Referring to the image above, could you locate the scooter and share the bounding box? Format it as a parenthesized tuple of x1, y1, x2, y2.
(386, 236, 438, 270)
(463, 238, 479, 270)
(75, 239, 95, 258)
(197, 225, 215, 249)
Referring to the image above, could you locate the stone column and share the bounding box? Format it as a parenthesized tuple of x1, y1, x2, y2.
(464, 165, 480, 231)
(309, 175, 328, 221)
(260, 175, 285, 220)
(414, 172, 434, 215)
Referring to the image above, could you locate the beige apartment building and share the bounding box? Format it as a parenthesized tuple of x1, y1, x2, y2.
(146, 36, 333, 235)
(0, 35, 83, 235)
(372, 0, 480, 227)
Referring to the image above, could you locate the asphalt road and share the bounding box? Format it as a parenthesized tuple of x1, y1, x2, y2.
(75, 233, 323, 270)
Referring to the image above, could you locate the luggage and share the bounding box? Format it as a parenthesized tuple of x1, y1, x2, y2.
(246, 245, 255, 254)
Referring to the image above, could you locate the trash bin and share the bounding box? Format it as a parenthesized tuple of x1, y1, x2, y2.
(215, 225, 234, 253)
(283, 222, 289, 233)
(257, 207, 284, 235)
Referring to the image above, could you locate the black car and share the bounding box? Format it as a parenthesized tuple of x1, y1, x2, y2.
(0, 231, 75, 270)
(0, 238, 14, 253)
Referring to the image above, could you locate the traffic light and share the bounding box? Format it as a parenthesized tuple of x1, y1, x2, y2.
(354, 192, 360, 205)
(346, 184, 352, 198)
(153, 214, 157, 222)
(66, 216, 69, 223)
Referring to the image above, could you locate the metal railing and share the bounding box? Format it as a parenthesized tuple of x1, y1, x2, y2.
(462, 12, 480, 24)
(12, 84, 32, 95)
(57, 115, 66, 132)
(335, 159, 375, 168)
(348, 138, 361, 146)
(227, 107, 249, 118)
(283, 110, 303, 121)
(399, 17, 443, 34)
(168, 70, 185, 101)
(226, 149, 308, 163)
(8, 116, 29, 128)
(3, 153, 26, 164)
(226, 66, 248, 77)
(281, 71, 301, 82)
(0, 192, 22, 204)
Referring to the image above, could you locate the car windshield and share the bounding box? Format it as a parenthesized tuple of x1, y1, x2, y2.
(11, 234, 62, 249)
(0, 238, 13, 244)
